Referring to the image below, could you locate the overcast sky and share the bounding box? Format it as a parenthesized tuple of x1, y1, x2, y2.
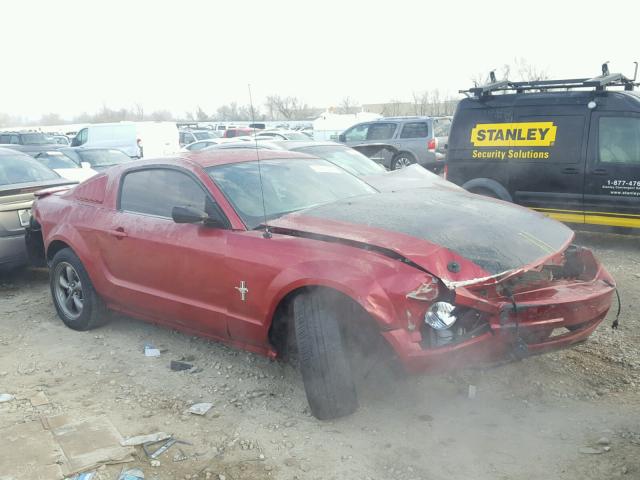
(2, 0, 639, 119)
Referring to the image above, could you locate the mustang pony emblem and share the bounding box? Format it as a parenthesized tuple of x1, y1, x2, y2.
(235, 281, 248, 301)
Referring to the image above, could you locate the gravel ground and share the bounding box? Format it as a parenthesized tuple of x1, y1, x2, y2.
(0, 231, 638, 480)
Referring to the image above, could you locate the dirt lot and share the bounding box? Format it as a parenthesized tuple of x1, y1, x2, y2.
(1, 231, 638, 480)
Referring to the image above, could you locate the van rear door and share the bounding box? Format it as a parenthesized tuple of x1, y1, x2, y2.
(585, 112, 640, 228)
(507, 110, 587, 223)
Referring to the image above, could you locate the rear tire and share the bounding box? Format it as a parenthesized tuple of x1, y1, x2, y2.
(50, 248, 108, 331)
(391, 152, 416, 170)
(293, 291, 358, 420)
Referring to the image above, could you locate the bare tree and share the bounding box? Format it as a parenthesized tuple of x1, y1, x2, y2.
(39, 113, 64, 126)
(412, 91, 429, 116)
(471, 58, 549, 87)
(133, 103, 145, 120)
(149, 110, 173, 121)
(264, 95, 310, 120)
(338, 96, 359, 114)
(195, 106, 209, 121)
(381, 99, 403, 117)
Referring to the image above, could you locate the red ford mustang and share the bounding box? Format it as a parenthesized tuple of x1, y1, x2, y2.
(29, 149, 615, 419)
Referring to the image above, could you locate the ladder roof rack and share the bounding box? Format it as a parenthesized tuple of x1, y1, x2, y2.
(462, 63, 639, 97)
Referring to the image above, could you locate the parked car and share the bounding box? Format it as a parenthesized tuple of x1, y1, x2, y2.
(181, 139, 221, 151)
(181, 137, 249, 152)
(0, 147, 74, 270)
(33, 151, 98, 182)
(222, 127, 255, 138)
(338, 116, 451, 171)
(256, 129, 313, 141)
(237, 140, 463, 192)
(49, 135, 71, 146)
(446, 68, 640, 230)
(0, 131, 61, 155)
(29, 149, 614, 419)
(58, 148, 134, 171)
(72, 122, 179, 158)
(179, 129, 220, 147)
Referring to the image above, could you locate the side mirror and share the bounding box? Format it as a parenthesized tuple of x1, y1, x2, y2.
(338, 134, 346, 142)
(80, 161, 91, 169)
(171, 205, 227, 228)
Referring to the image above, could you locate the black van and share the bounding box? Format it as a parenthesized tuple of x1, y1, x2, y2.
(446, 67, 640, 230)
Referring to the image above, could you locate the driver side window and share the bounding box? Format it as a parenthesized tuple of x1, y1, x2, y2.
(120, 168, 213, 218)
(344, 123, 369, 142)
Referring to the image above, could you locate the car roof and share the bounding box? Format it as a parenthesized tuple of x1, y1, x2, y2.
(180, 148, 314, 168)
(0, 146, 30, 155)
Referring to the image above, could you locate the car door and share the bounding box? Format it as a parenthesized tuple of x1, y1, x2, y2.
(346, 122, 398, 167)
(584, 112, 640, 228)
(96, 166, 230, 338)
(508, 109, 587, 221)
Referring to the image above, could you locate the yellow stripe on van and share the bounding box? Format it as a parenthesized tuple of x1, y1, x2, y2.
(534, 209, 640, 228)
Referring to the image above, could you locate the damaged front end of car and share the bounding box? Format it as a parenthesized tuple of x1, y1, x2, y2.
(384, 244, 616, 374)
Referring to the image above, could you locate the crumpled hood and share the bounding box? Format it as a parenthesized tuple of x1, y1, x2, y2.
(270, 189, 574, 287)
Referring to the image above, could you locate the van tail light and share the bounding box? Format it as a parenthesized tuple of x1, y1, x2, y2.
(428, 138, 438, 152)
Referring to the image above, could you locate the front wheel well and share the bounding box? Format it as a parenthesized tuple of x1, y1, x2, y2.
(268, 286, 380, 359)
(47, 240, 73, 263)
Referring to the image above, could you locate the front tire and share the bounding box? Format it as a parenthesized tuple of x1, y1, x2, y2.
(293, 291, 358, 420)
(50, 248, 108, 331)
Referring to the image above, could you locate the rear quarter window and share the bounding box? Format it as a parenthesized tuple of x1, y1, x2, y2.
(400, 122, 429, 138)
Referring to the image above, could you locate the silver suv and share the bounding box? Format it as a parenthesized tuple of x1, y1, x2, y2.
(338, 116, 451, 171)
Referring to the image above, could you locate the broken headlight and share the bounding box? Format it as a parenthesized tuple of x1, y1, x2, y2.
(424, 302, 457, 330)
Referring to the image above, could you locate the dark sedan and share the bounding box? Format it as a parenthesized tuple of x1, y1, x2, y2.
(0, 148, 74, 270)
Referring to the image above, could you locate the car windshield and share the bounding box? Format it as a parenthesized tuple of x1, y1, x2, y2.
(207, 158, 377, 228)
(77, 149, 131, 167)
(193, 131, 215, 140)
(20, 133, 50, 145)
(36, 153, 79, 170)
(0, 153, 60, 186)
(297, 145, 386, 176)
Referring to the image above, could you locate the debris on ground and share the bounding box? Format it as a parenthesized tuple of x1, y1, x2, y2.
(67, 471, 97, 480)
(42, 414, 135, 475)
(170, 360, 193, 371)
(143, 343, 161, 357)
(579, 447, 606, 455)
(188, 402, 213, 416)
(0, 393, 14, 403)
(0, 421, 65, 479)
(30, 390, 50, 406)
(121, 432, 171, 447)
(118, 468, 144, 480)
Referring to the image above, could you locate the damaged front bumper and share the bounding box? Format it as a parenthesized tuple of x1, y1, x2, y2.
(383, 247, 616, 374)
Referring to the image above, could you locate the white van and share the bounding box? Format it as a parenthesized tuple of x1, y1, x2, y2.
(71, 122, 179, 158)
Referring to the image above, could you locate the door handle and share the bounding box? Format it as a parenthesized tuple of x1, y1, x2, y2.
(109, 227, 128, 239)
(592, 168, 608, 176)
(561, 167, 579, 175)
